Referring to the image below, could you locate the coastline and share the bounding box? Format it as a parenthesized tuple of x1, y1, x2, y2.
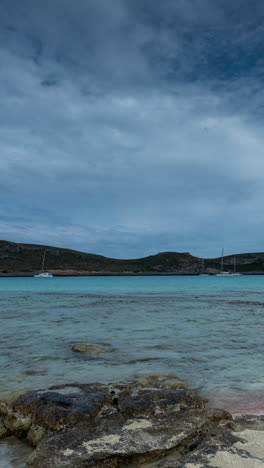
(2, 240, 264, 276)
(0, 272, 207, 277)
(1, 271, 264, 277)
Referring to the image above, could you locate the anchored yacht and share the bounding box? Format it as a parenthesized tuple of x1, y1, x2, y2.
(34, 272, 53, 278)
(216, 250, 242, 276)
(34, 251, 53, 278)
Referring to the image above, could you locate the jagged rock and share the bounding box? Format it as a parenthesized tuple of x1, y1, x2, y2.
(26, 408, 229, 468)
(71, 343, 113, 354)
(154, 415, 264, 467)
(6, 377, 263, 468)
(3, 411, 31, 437)
(7, 384, 113, 432)
(27, 424, 48, 446)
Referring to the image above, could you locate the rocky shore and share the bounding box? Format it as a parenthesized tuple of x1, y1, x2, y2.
(0, 375, 263, 467)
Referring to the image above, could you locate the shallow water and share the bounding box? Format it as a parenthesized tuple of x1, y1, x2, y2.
(0, 437, 32, 468)
(0, 275, 264, 465)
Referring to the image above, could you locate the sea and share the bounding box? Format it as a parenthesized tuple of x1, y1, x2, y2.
(0, 275, 264, 467)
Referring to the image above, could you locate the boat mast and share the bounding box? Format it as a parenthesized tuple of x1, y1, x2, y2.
(41, 250, 46, 272)
(220, 248, 224, 272)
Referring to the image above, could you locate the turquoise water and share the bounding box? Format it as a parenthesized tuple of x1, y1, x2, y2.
(1, 275, 264, 406)
(1, 275, 264, 466)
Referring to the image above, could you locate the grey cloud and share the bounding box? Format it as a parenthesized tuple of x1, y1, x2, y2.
(0, 0, 264, 257)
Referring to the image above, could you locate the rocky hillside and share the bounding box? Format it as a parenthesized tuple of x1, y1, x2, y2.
(0, 240, 264, 275)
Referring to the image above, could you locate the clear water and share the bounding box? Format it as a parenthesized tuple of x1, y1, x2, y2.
(1, 275, 264, 465)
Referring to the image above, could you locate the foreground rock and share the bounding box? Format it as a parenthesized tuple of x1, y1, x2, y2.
(71, 343, 114, 354)
(0, 376, 263, 467)
(155, 415, 264, 467)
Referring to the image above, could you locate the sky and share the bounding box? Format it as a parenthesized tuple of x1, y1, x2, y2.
(1, 0, 264, 259)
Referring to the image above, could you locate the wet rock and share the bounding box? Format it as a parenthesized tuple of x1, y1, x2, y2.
(117, 387, 204, 417)
(8, 384, 113, 432)
(0, 376, 234, 467)
(3, 410, 31, 438)
(27, 408, 229, 468)
(21, 369, 46, 376)
(154, 415, 264, 467)
(27, 424, 47, 446)
(136, 374, 187, 390)
(0, 418, 9, 438)
(71, 343, 114, 354)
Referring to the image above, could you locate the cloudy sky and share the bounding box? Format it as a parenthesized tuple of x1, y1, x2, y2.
(1, 0, 264, 258)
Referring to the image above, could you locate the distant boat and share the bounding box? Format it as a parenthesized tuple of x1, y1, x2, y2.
(199, 259, 209, 276)
(34, 272, 53, 278)
(34, 251, 53, 278)
(216, 250, 242, 276)
(229, 256, 242, 276)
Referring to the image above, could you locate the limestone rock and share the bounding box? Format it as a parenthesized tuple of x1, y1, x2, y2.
(27, 424, 47, 446)
(154, 415, 264, 467)
(71, 343, 113, 354)
(27, 408, 229, 468)
(3, 410, 31, 437)
(0, 376, 244, 468)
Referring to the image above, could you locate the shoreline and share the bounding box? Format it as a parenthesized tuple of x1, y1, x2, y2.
(1, 272, 264, 277)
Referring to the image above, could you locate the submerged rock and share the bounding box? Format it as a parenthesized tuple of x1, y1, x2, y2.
(71, 343, 113, 354)
(0, 377, 263, 467)
(0, 418, 8, 438)
(0, 436, 34, 467)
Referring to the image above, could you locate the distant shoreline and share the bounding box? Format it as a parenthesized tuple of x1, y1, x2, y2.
(2, 240, 264, 275)
(1, 272, 264, 277)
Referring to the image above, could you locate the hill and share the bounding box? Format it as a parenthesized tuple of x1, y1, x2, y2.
(0, 240, 264, 275)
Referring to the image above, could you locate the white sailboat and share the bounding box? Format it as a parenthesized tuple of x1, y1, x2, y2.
(230, 256, 242, 276)
(216, 249, 242, 276)
(34, 251, 53, 278)
(215, 248, 230, 276)
(199, 258, 209, 276)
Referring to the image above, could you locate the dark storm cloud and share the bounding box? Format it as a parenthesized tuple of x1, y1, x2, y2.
(0, 0, 264, 257)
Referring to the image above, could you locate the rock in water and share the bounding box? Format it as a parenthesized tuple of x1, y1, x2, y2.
(71, 343, 113, 354)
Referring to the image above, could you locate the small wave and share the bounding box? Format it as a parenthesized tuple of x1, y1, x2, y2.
(228, 300, 264, 306)
(125, 357, 163, 364)
(144, 344, 177, 350)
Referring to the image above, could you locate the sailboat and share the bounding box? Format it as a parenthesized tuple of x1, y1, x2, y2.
(34, 250, 53, 278)
(216, 249, 242, 276)
(199, 258, 209, 276)
(230, 257, 242, 276)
